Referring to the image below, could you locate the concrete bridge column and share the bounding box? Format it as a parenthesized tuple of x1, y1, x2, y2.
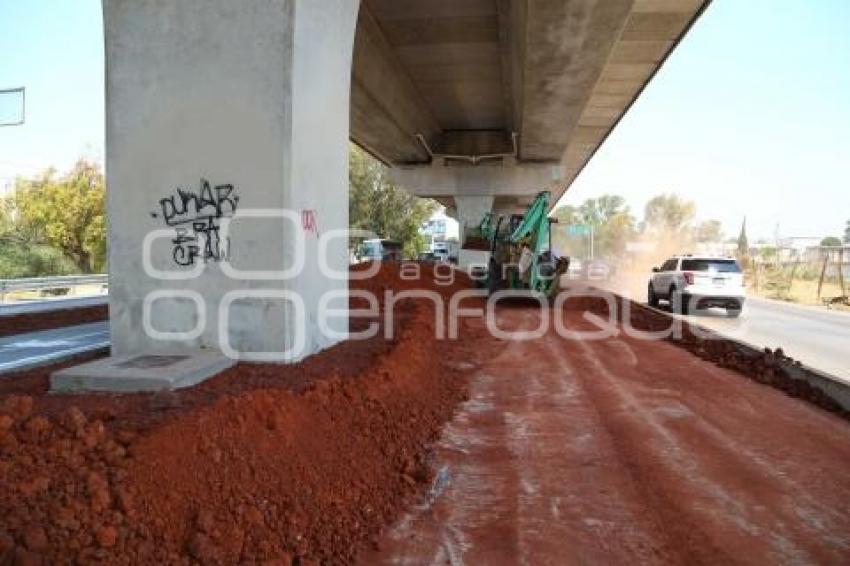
(390, 163, 565, 270)
(452, 196, 495, 245)
(93, 0, 358, 380)
(450, 195, 493, 271)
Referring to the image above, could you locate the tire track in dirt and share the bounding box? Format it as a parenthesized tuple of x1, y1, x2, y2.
(561, 308, 850, 564)
(367, 308, 682, 564)
(368, 303, 850, 564)
(606, 328, 850, 551)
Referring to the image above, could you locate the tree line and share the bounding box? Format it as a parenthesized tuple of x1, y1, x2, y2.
(1, 160, 106, 278)
(1, 148, 435, 278)
(4, 151, 843, 278)
(552, 193, 724, 259)
(349, 144, 435, 257)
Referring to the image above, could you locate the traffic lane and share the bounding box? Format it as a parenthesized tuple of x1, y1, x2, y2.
(0, 322, 110, 374)
(745, 295, 850, 324)
(672, 298, 850, 383)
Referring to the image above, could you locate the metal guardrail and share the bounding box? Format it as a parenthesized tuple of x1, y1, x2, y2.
(0, 274, 108, 296)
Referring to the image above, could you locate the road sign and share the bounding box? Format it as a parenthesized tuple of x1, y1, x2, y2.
(567, 224, 590, 236)
(0, 87, 25, 126)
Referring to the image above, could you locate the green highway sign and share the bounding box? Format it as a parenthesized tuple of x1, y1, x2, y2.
(567, 224, 590, 236)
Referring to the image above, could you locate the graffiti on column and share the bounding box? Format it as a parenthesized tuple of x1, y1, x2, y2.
(301, 209, 319, 237)
(151, 179, 239, 266)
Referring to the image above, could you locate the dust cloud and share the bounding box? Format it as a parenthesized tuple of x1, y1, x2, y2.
(598, 229, 700, 302)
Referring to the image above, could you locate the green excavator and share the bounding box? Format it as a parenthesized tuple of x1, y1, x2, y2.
(482, 190, 570, 297)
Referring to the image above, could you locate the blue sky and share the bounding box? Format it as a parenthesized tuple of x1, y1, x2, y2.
(0, 0, 848, 241)
(564, 0, 850, 241)
(0, 0, 103, 183)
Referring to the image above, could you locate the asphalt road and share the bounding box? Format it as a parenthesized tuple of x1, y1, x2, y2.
(663, 296, 850, 384)
(0, 322, 110, 374)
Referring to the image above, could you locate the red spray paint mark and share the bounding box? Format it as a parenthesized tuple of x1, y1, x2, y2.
(301, 209, 319, 236)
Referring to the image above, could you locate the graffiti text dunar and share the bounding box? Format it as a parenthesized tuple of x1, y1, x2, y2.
(151, 179, 239, 266)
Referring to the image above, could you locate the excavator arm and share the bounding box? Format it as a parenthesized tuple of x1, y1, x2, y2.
(509, 191, 550, 245)
(509, 191, 559, 292)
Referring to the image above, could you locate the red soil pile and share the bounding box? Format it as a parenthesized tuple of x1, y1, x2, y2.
(0, 305, 108, 338)
(0, 263, 483, 564)
(577, 294, 849, 419)
(461, 236, 490, 251)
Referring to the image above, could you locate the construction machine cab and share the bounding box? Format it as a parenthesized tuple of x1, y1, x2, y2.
(484, 191, 570, 298)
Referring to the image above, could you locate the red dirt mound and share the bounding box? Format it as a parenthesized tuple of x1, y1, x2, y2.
(0, 262, 485, 564)
(461, 236, 490, 251)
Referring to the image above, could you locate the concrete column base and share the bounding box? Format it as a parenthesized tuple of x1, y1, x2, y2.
(51, 351, 234, 393)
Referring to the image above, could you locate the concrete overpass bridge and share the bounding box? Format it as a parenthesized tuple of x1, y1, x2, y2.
(66, 0, 707, 388)
(351, 0, 707, 233)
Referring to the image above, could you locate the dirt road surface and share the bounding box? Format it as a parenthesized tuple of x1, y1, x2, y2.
(365, 302, 850, 564)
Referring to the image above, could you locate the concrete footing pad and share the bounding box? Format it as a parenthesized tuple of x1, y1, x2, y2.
(51, 351, 234, 393)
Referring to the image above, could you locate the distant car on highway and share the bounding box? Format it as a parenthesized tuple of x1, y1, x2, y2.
(358, 239, 403, 262)
(431, 240, 459, 263)
(586, 259, 612, 281)
(648, 255, 745, 317)
(565, 258, 583, 280)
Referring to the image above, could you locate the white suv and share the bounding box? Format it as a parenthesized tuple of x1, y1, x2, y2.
(648, 255, 745, 317)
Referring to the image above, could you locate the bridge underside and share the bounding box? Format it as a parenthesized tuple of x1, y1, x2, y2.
(73, 0, 710, 388)
(351, 0, 708, 217)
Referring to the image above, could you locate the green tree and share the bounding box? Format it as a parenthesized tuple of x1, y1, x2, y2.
(594, 211, 636, 258)
(737, 217, 749, 259)
(0, 192, 78, 278)
(844, 220, 850, 244)
(643, 193, 696, 234)
(820, 236, 842, 247)
(349, 145, 436, 258)
(694, 219, 723, 243)
(12, 160, 107, 273)
(551, 195, 636, 258)
(759, 246, 778, 260)
(0, 240, 77, 279)
(0, 198, 12, 235)
(553, 204, 581, 226)
(550, 205, 581, 256)
(577, 195, 628, 226)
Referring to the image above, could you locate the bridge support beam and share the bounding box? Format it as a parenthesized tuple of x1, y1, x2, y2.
(451, 195, 495, 271)
(97, 0, 359, 374)
(452, 196, 495, 245)
(391, 163, 565, 269)
(389, 163, 566, 200)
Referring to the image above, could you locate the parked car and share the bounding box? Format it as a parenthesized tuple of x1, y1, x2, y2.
(648, 255, 745, 317)
(358, 239, 403, 262)
(431, 240, 459, 263)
